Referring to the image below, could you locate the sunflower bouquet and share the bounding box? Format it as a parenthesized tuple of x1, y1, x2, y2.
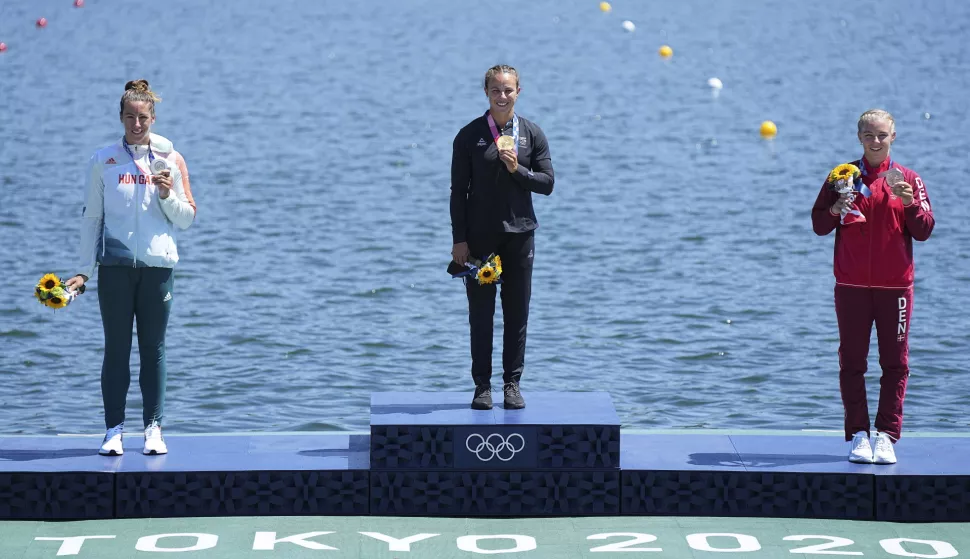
(34, 273, 83, 310)
(827, 163, 870, 225)
(450, 253, 503, 285)
(473, 254, 503, 285)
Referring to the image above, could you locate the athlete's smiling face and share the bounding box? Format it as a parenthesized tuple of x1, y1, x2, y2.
(485, 73, 520, 119)
(121, 100, 155, 144)
(858, 118, 895, 165)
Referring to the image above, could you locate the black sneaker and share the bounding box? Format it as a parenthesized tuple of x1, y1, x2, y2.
(471, 385, 493, 410)
(503, 382, 525, 409)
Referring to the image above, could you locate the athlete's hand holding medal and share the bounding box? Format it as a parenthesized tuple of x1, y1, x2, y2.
(150, 158, 172, 199)
(497, 135, 518, 173)
(883, 168, 914, 206)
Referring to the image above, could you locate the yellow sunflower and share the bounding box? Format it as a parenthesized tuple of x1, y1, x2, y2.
(45, 287, 69, 309)
(477, 264, 498, 285)
(492, 255, 503, 277)
(35, 286, 50, 303)
(828, 163, 860, 184)
(38, 273, 61, 291)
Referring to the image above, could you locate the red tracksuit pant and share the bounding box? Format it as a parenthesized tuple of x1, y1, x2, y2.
(834, 285, 913, 442)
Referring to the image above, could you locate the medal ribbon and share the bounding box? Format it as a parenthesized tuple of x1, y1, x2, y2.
(486, 113, 519, 155)
(858, 157, 896, 199)
(122, 136, 156, 179)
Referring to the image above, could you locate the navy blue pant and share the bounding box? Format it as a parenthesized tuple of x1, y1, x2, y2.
(98, 266, 173, 429)
(466, 231, 534, 386)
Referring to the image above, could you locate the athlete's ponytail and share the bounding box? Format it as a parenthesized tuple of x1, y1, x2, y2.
(120, 79, 162, 117)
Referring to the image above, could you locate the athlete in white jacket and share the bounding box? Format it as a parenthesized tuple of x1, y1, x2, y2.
(66, 80, 195, 457)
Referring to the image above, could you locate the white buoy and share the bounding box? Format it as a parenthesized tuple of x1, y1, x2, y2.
(707, 77, 723, 99)
(621, 20, 635, 32)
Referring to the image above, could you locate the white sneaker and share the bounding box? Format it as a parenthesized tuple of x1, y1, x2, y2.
(848, 431, 873, 464)
(143, 422, 168, 455)
(99, 423, 124, 456)
(873, 432, 897, 464)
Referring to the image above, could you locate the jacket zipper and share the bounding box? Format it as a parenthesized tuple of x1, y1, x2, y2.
(133, 162, 139, 268)
(867, 221, 872, 287)
(866, 182, 877, 287)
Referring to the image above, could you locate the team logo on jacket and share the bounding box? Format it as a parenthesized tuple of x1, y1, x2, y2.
(519, 137, 527, 147)
(477, 138, 487, 147)
(897, 297, 908, 342)
(105, 157, 117, 165)
(915, 177, 931, 212)
(119, 174, 154, 185)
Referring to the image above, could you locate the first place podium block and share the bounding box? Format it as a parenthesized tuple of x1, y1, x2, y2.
(369, 392, 621, 516)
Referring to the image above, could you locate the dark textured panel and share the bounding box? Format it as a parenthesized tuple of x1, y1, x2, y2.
(621, 470, 873, 520)
(538, 426, 620, 469)
(877, 475, 970, 522)
(116, 471, 369, 518)
(370, 426, 453, 470)
(371, 470, 619, 516)
(0, 473, 113, 519)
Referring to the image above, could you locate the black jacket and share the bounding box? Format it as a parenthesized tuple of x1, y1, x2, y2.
(450, 112, 554, 244)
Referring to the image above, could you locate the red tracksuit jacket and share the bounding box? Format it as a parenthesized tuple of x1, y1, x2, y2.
(812, 158, 935, 288)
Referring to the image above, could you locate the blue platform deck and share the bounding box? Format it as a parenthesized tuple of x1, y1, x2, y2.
(2, 430, 968, 522)
(370, 391, 621, 426)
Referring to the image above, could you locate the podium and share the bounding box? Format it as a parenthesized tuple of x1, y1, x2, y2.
(2, 393, 969, 521)
(369, 392, 621, 516)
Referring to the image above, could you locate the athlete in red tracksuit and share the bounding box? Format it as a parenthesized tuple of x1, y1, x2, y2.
(812, 110, 934, 464)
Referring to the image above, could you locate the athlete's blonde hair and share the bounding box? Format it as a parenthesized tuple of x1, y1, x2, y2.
(857, 109, 895, 134)
(120, 79, 162, 117)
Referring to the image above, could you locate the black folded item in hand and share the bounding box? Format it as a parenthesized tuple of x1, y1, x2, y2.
(447, 261, 471, 277)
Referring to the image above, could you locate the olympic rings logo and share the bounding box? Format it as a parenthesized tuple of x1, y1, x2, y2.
(465, 433, 526, 462)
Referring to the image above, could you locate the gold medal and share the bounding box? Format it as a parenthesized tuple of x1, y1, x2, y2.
(496, 136, 515, 150)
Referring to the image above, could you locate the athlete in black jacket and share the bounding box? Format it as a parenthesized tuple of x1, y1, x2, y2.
(450, 64, 555, 410)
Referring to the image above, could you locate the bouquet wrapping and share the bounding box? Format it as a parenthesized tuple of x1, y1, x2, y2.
(827, 163, 870, 225)
(34, 273, 83, 309)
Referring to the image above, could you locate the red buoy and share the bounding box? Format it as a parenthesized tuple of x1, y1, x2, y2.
(0, 43, 7, 53)
(36, 17, 48, 28)
(74, 0, 84, 7)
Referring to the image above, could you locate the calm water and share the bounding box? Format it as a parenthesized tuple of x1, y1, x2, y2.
(1, 0, 968, 435)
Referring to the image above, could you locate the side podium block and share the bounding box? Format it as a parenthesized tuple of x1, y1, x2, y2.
(876, 475, 970, 522)
(0, 437, 118, 520)
(873, 438, 970, 522)
(370, 392, 621, 471)
(620, 434, 875, 520)
(0, 472, 113, 520)
(113, 434, 371, 518)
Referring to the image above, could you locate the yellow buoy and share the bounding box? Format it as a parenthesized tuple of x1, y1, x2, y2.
(658, 45, 673, 59)
(599, 1, 612, 12)
(760, 120, 777, 139)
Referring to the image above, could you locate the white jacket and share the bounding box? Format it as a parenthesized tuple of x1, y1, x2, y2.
(78, 134, 195, 279)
